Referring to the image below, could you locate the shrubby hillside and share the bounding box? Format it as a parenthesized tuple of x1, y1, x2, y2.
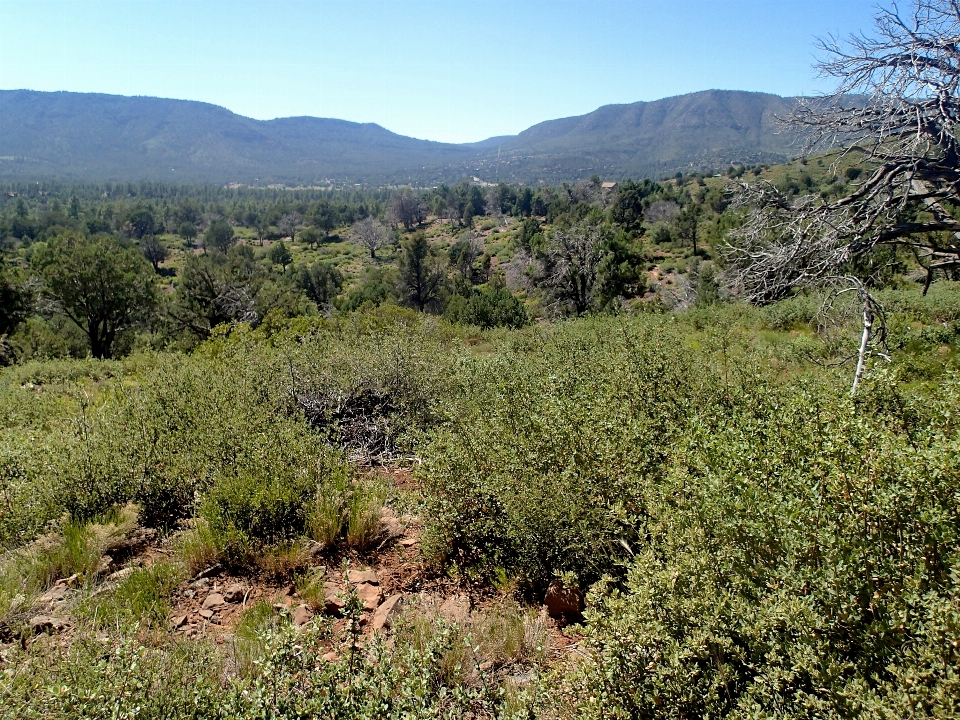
(3, 1, 960, 706)
(2, 153, 898, 364)
(0, 294, 958, 717)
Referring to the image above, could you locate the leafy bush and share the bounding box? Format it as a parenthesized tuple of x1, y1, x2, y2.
(421, 318, 692, 586)
(0, 621, 526, 720)
(557, 372, 960, 718)
(200, 453, 348, 567)
(444, 286, 529, 329)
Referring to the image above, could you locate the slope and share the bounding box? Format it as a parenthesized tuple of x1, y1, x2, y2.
(0, 89, 804, 185)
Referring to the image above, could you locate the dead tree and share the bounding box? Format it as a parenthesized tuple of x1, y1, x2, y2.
(722, 0, 960, 391)
(542, 223, 607, 315)
(351, 217, 391, 259)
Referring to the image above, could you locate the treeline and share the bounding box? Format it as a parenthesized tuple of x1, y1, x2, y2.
(0, 165, 879, 364)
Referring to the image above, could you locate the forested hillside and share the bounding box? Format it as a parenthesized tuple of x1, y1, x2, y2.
(0, 147, 950, 363)
(0, 89, 801, 184)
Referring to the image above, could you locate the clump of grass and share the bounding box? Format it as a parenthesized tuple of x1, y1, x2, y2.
(394, 613, 471, 687)
(256, 540, 308, 580)
(309, 469, 350, 547)
(391, 598, 549, 691)
(79, 561, 185, 630)
(308, 474, 386, 551)
(175, 519, 218, 576)
(231, 600, 284, 676)
(473, 601, 548, 666)
(39, 521, 102, 586)
(0, 504, 142, 626)
(295, 567, 327, 612)
(346, 480, 387, 550)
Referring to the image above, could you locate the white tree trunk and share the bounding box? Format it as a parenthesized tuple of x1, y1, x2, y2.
(851, 300, 874, 396)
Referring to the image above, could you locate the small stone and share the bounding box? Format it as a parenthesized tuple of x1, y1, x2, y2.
(199, 608, 214, 619)
(323, 583, 345, 613)
(439, 594, 471, 623)
(371, 594, 404, 631)
(398, 537, 417, 547)
(347, 568, 379, 586)
(56, 573, 81, 588)
(544, 579, 584, 618)
(107, 567, 135, 582)
(355, 582, 382, 610)
(223, 583, 245, 603)
(170, 615, 187, 629)
(379, 508, 405, 540)
(190, 578, 210, 589)
(96, 555, 114, 575)
(291, 605, 313, 627)
(29, 615, 69, 633)
(202, 593, 226, 610)
(479, 661, 494, 672)
(37, 585, 69, 606)
(322, 651, 339, 662)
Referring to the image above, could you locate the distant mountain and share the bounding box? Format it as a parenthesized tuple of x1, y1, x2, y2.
(0, 89, 803, 185)
(490, 90, 802, 182)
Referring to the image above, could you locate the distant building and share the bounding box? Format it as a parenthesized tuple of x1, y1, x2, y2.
(601, 181, 618, 192)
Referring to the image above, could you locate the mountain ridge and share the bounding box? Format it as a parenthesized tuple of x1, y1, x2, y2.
(0, 88, 803, 185)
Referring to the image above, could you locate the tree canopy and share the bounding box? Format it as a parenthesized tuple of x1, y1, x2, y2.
(31, 233, 157, 358)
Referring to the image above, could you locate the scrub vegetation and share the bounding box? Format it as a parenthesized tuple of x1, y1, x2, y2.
(2, 2, 960, 717)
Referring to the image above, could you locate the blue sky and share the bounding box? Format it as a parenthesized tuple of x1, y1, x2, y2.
(0, 0, 880, 143)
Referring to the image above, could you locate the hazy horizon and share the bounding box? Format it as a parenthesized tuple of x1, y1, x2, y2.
(0, 85, 800, 146)
(1, 0, 877, 144)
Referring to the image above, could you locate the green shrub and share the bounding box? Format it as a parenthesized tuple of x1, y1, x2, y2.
(558, 373, 960, 718)
(200, 467, 319, 567)
(444, 287, 529, 329)
(0, 622, 521, 719)
(421, 318, 692, 586)
(0, 634, 225, 720)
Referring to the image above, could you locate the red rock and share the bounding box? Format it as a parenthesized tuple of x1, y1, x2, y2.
(291, 605, 313, 627)
(37, 585, 69, 607)
(347, 568, 379, 585)
(199, 608, 214, 619)
(169, 615, 187, 629)
(223, 584, 245, 603)
(323, 583, 345, 613)
(380, 508, 405, 540)
(202, 593, 226, 609)
(371, 594, 404, 631)
(29, 615, 69, 633)
(355, 582, 382, 610)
